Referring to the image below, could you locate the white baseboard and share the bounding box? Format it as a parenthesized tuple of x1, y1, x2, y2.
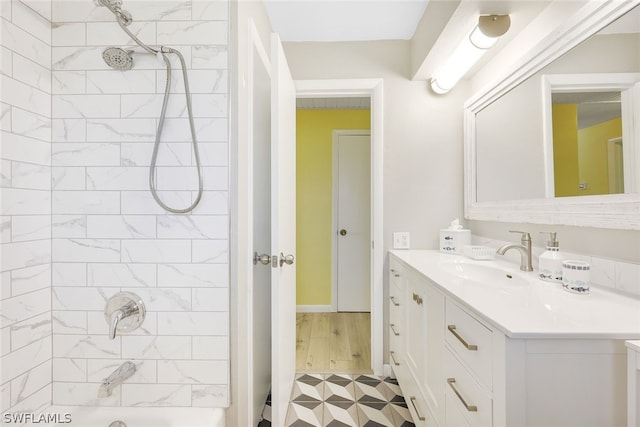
(296, 305, 334, 313)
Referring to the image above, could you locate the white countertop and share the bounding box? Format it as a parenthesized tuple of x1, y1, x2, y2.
(390, 250, 640, 339)
(628, 340, 640, 352)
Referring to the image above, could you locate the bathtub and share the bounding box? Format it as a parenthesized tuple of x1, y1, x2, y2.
(46, 406, 225, 427)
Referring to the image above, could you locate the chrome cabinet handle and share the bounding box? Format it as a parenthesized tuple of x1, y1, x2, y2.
(447, 378, 478, 412)
(412, 292, 423, 305)
(390, 296, 400, 306)
(390, 323, 400, 336)
(390, 351, 400, 366)
(410, 396, 426, 421)
(447, 325, 478, 351)
(339, 229, 347, 236)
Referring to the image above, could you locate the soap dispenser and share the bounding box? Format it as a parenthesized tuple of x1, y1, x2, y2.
(538, 232, 564, 283)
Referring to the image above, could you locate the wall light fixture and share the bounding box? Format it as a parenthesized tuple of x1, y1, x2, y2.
(431, 15, 511, 94)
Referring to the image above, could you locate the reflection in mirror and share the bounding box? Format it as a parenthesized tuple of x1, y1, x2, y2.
(474, 4, 640, 203)
(551, 91, 623, 197)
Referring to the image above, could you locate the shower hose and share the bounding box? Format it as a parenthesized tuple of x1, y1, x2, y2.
(105, 2, 203, 213)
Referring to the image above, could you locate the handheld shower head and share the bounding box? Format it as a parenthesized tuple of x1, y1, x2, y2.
(102, 47, 133, 70)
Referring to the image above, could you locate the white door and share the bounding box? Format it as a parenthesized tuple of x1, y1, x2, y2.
(270, 33, 297, 427)
(336, 132, 371, 312)
(250, 33, 272, 425)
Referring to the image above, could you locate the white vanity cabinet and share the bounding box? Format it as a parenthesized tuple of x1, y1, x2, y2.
(389, 251, 635, 427)
(389, 257, 445, 426)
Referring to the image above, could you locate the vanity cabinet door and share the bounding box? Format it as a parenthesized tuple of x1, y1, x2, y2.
(405, 269, 446, 424)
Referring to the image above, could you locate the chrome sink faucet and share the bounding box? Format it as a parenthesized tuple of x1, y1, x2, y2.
(98, 361, 136, 398)
(496, 230, 533, 271)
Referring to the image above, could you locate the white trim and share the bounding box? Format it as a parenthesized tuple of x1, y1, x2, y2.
(464, 1, 640, 230)
(296, 305, 334, 313)
(296, 78, 385, 376)
(332, 129, 372, 314)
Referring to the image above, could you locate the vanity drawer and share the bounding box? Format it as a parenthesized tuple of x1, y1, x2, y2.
(389, 260, 403, 288)
(404, 385, 438, 427)
(445, 349, 492, 427)
(445, 300, 493, 389)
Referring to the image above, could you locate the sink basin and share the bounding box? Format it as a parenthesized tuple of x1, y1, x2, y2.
(439, 261, 529, 287)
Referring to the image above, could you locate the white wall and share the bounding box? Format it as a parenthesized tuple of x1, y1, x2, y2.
(284, 40, 468, 256)
(283, 40, 469, 363)
(0, 0, 53, 416)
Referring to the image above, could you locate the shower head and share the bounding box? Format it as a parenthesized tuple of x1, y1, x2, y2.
(103, 47, 133, 71)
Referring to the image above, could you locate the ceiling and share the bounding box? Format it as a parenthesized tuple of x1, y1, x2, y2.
(263, 0, 430, 42)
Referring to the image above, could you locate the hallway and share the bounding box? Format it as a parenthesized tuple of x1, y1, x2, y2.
(296, 312, 371, 373)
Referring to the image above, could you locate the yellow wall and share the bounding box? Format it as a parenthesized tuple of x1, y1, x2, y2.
(552, 104, 580, 197)
(578, 117, 622, 195)
(296, 109, 370, 306)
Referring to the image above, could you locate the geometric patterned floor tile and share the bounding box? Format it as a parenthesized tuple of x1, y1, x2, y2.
(389, 402, 415, 427)
(324, 399, 359, 426)
(292, 373, 326, 403)
(357, 402, 396, 426)
(286, 401, 324, 426)
(258, 374, 415, 427)
(325, 380, 356, 403)
(354, 380, 394, 403)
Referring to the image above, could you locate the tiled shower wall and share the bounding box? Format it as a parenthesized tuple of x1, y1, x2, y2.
(1, 0, 54, 416)
(3, 0, 230, 411)
(50, 0, 230, 407)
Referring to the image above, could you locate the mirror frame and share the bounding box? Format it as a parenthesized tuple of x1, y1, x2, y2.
(464, 0, 640, 230)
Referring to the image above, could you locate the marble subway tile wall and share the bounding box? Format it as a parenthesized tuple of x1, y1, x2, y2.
(51, 0, 229, 407)
(0, 0, 53, 416)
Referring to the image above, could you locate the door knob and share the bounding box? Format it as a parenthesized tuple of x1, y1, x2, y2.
(279, 252, 295, 267)
(253, 252, 271, 265)
(339, 229, 347, 236)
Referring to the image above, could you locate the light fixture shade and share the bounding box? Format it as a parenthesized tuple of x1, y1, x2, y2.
(469, 25, 498, 49)
(431, 14, 510, 94)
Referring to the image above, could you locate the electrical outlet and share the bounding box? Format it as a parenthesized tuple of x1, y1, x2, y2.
(393, 232, 410, 249)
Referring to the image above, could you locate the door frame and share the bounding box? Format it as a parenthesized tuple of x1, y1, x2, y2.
(296, 79, 384, 375)
(332, 129, 371, 313)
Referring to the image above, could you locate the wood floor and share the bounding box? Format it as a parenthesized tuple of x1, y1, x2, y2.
(296, 312, 371, 374)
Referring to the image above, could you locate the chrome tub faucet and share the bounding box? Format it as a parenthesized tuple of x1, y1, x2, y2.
(98, 362, 136, 398)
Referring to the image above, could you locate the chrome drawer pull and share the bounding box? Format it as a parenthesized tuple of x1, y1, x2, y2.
(390, 350, 400, 366)
(390, 323, 400, 336)
(447, 378, 478, 412)
(390, 268, 400, 278)
(412, 292, 423, 305)
(390, 296, 400, 306)
(447, 325, 478, 351)
(410, 396, 426, 421)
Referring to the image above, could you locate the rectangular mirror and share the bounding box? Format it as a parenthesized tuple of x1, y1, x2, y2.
(464, 1, 640, 229)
